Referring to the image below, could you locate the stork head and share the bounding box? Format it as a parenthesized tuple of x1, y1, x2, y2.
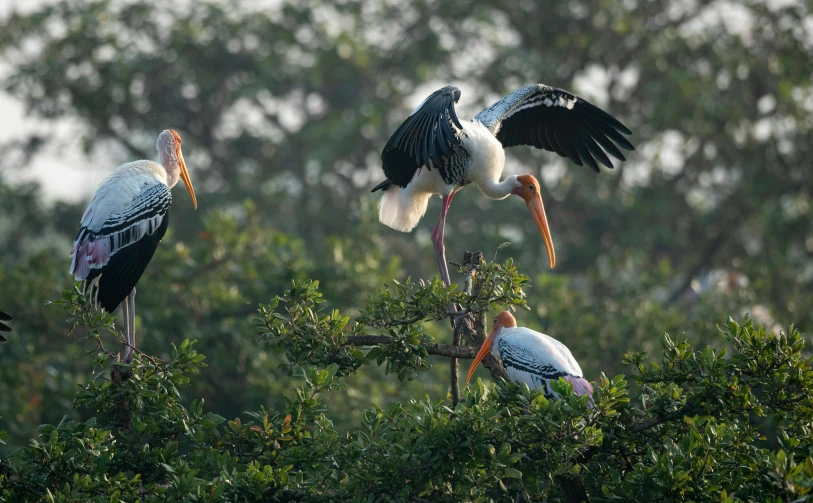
(466, 311, 517, 384)
(157, 129, 197, 209)
(511, 174, 555, 269)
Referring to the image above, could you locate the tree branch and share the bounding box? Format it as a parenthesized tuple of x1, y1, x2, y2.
(450, 325, 461, 405)
(453, 314, 509, 383)
(343, 336, 478, 359)
(630, 404, 704, 433)
(450, 265, 476, 406)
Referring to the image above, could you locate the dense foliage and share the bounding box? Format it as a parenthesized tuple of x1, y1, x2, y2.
(1, 266, 812, 502)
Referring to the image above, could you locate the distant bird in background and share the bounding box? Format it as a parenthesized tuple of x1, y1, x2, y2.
(373, 85, 634, 286)
(0, 311, 12, 341)
(467, 311, 593, 404)
(70, 130, 197, 362)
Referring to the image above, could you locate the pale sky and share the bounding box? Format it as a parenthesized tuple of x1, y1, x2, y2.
(0, 0, 105, 203)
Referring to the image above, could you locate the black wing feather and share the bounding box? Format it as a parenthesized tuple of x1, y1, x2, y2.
(561, 122, 585, 167)
(86, 213, 169, 313)
(535, 121, 552, 151)
(580, 121, 625, 161)
(544, 122, 562, 157)
(379, 86, 463, 189)
(571, 132, 599, 173)
(591, 117, 635, 151)
(0, 310, 10, 339)
(476, 85, 634, 174)
(576, 126, 613, 169)
(581, 100, 633, 135)
(552, 125, 576, 164)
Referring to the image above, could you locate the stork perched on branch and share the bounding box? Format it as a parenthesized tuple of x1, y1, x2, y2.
(467, 311, 593, 404)
(373, 84, 634, 285)
(70, 129, 197, 362)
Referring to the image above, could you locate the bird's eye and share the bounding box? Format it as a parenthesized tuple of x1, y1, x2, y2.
(528, 185, 534, 190)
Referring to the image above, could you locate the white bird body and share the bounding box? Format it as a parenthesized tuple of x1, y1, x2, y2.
(491, 326, 592, 399)
(378, 119, 508, 233)
(374, 84, 634, 285)
(68, 129, 196, 362)
(459, 120, 510, 198)
(467, 312, 593, 403)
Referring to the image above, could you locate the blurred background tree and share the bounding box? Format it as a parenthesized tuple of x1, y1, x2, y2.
(0, 0, 810, 452)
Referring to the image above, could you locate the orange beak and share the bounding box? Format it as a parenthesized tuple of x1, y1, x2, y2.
(177, 148, 197, 210)
(466, 323, 500, 384)
(525, 193, 555, 269)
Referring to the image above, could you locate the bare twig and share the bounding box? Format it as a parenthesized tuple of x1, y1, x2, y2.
(451, 261, 476, 406)
(343, 336, 477, 359)
(630, 404, 704, 433)
(450, 322, 462, 405)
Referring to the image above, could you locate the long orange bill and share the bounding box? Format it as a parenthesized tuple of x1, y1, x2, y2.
(525, 194, 555, 269)
(178, 150, 197, 209)
(466, 325, 499, 384)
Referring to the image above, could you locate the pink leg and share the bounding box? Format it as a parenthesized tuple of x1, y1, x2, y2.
(431, 193, 456, 287)
(123, 288, 136, 363)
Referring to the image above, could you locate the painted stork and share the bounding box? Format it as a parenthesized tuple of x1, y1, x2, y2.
(466, 311, 593, 403)
(373, 85, 634, 286)
(69, 129, 196, 362)
(0, 311, 11, 342)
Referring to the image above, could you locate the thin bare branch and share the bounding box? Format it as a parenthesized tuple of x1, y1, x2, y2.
(343, 335, 478, 359)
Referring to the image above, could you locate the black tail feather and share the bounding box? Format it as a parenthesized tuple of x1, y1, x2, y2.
(371, 180, 392, 192)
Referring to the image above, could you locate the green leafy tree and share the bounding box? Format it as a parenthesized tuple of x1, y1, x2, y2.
(2, 259, 812, 502)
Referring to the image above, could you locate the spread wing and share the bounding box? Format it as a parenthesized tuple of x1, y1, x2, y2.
(474, 84, 634, 173)
(380, 85, 464, 188)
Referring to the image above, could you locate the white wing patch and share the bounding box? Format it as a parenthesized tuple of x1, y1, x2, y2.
(473, 84, 584, 136)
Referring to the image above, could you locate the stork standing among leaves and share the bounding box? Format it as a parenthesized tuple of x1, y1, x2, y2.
(467, 311, 593, 404)
(70, 129, 197, 362)
(373, 85, 634, 285)
(0, 311, 12, 342)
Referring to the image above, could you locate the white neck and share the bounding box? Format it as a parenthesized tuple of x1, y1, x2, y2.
(158, 149, 181, 188)
(478, 175, 520, 200)
(490, 327, 509, 360)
